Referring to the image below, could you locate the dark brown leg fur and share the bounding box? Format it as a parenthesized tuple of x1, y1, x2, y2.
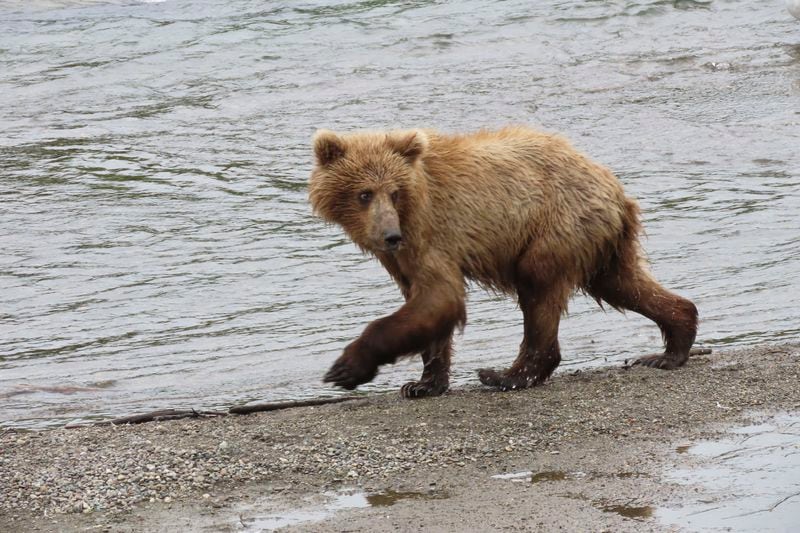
(588, 253, 698, 369)
(400, 336, 452, 398)
(479, 248, 571, 391)
(324, 287, 465, 390)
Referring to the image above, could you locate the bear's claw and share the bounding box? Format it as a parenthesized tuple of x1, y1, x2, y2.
(632, 354, 681, 370)
(322, 363, 358, 389)
(400, 380, 448, 399)
(478, 368, 539, 391)
(323, 359, 377, 390)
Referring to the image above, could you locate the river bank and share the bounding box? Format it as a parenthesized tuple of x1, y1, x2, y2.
(1, 344, 799, 532)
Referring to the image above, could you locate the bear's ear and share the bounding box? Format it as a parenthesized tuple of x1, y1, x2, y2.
(313, 129, 346, 166)
(389, 130, 428, 164)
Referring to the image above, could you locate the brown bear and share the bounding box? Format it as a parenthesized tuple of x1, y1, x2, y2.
(308, 126, 698, 398)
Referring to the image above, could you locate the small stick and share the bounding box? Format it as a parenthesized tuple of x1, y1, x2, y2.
(65, 409, 227, 429)
(228, 396, 363, 415)
(64, 397, 365, 428)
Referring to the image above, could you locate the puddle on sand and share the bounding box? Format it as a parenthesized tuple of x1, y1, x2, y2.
(492, 470, 645, 484)
(660, 412, 800, 532)
(531, 471, 569, 483)
(366, 489, 447, 507)
(237, 489, 446, 532)
(599, 503, 654, 520)
(238, 491, 368, 531)
(492, 470, 536, 481)
(565, 494, 655, 522)
(492, 470, 652, 520)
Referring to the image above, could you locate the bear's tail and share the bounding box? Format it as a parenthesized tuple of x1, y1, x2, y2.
(584, 197, 645, 300)
(620, 197, 643, 244)
(613, 196, 652, 278)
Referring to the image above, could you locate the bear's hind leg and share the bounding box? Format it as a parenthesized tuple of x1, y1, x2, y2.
(478, 280, 570, 391)
(588, 259, 698, 369)
(400, 336, 452, 399)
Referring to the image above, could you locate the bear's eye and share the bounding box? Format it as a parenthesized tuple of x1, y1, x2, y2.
(390, 190, 399, 204)
(358, 191, 373, 204)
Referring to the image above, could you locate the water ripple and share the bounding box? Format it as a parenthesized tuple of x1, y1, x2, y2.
(1, 0, 798, 428)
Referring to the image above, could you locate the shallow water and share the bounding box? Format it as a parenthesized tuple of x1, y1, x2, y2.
(661, 413, 800, 531)
(489, 415, 800, 530)
(240, 490, 371, 531)
(1, 0, 799, 429)
(214, 488, 445, 531)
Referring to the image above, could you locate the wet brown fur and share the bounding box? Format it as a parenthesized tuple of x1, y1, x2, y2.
(309, 126, 698, 396)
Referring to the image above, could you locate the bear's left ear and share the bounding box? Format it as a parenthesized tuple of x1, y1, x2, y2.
(313, 129, 346, 166)
(389, 130, 428, 164)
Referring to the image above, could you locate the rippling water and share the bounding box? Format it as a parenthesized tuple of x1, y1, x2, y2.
(1, 0, 799, 429)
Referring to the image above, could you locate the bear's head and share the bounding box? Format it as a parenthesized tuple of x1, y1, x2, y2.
(309, 129, 429, 255)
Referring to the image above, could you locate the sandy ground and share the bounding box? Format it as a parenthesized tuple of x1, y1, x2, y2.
(1, 344, 799, 532)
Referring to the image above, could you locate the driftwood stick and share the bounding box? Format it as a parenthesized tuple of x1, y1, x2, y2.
(65, 408, 227, 429)
(64, 397, 365, 428)
(104, 409, 228, 425)
(228, 396, 363, 415)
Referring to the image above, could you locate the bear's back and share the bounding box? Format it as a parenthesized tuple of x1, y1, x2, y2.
(421, 127, 630, 290)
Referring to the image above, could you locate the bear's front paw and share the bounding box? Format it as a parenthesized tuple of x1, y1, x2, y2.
(400, 379, 448, 399)
(478, 368, 538, 391)
(632, 353, 683, 370)
(323, 355, 377, 390)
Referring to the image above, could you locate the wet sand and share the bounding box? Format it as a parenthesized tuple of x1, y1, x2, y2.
(1, 344, 799, 532)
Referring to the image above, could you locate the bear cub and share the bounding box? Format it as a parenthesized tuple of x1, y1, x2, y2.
(308, 126, 698, 398)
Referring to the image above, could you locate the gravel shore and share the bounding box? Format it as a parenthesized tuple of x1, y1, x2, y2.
(1, 344, 799, 532)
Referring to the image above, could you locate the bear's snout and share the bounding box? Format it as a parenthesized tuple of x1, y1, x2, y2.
(369, 194, 402, 252)
(383, 230, 403, 251)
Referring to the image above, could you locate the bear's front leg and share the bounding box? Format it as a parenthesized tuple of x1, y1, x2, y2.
(400, 336, 452, 398)
(323, 286, 465, 391)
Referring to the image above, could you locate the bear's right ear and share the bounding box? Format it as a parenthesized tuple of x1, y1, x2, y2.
(313, 129, 346, 166)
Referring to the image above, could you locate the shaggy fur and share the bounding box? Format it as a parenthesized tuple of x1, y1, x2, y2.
(309, 126, 698, 397)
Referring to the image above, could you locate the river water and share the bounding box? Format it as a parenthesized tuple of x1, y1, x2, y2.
(1, 0, 798, 429)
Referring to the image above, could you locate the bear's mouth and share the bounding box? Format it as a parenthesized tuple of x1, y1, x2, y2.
(378, 244, 403, 254)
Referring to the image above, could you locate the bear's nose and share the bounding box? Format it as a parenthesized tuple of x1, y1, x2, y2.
(383, 230, 403, 250)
